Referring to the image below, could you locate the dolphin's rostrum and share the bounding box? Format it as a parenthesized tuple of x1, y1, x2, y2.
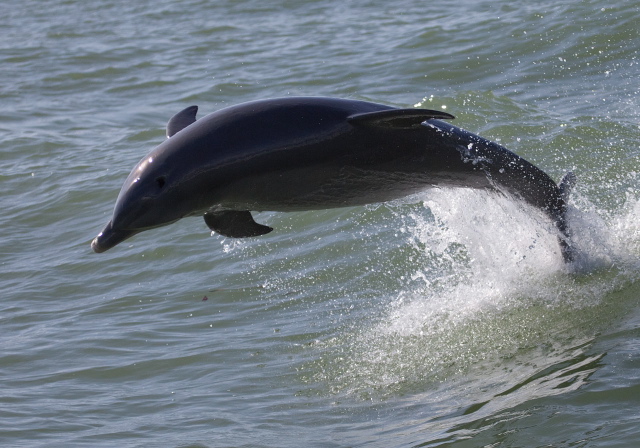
(91, 97, 575, 261)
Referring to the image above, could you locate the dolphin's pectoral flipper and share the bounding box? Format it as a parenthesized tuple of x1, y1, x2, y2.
(204, 211, 273, 238)
(167, 105, 198, 138)
(347, 109, 455, 129)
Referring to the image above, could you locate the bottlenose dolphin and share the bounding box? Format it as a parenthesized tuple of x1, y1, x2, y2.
(91, 97, 575, 261)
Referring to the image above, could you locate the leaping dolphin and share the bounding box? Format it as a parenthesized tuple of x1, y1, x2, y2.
(91, 97, 575, 261)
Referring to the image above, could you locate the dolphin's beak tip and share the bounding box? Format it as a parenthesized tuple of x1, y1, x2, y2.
(91, 220, 139, 253)
(91, 221, 117, 254)
(91, 235, 106, 253)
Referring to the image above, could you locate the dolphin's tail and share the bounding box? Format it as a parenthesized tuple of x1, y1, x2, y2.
(556, 171, 577, 262)
(559, 171, 577, 203)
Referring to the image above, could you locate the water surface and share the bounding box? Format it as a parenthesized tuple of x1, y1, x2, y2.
(1, 0, 639, 446)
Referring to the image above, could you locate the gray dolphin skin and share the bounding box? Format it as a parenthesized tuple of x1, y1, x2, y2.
(91, 97, 575, 261)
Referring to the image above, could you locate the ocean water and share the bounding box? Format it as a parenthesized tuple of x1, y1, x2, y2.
(2, 0, 639, 446)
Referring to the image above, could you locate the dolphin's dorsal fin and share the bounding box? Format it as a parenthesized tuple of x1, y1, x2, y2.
(204, 210, 273, 238)
(166, 105, 198, 138)
(347, 109, 454, 129)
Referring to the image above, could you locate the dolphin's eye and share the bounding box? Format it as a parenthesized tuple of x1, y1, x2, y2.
(155, 176, 166, 189)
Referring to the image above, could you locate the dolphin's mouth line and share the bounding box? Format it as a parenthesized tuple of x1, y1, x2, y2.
(91, 218, 183, 253)
(91, 221, 139, 253)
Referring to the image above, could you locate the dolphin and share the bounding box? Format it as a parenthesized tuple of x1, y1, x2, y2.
(91, 97, 575, 261)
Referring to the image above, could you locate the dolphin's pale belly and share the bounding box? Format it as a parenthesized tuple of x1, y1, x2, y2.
(214, 163, 492, 212)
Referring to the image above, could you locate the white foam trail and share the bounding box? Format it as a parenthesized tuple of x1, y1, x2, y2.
(320, 187, 640, 399)
(401, 188, 567, 311)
